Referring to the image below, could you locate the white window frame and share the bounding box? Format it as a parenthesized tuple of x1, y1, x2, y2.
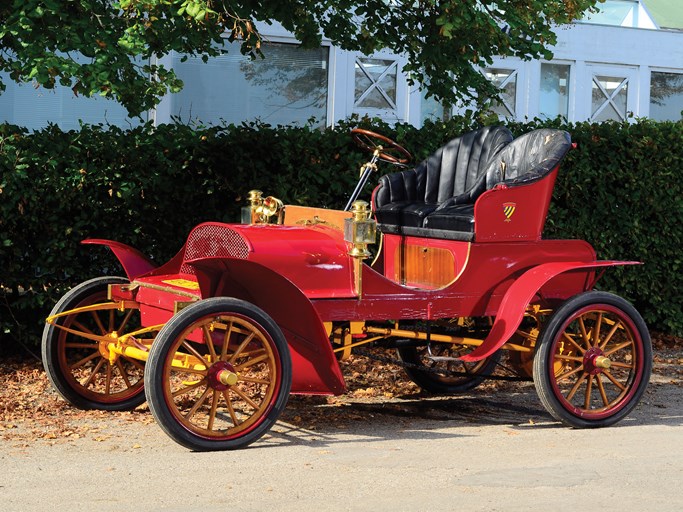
(528, 60, 576, 122)
(645, 66, 683, 120)
(340, 49, 409, 125)
(483, 58, 527, 121)
(582, 64, 640, 122)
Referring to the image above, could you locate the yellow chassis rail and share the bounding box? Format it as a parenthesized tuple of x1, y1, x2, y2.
(329, 323, 533, 358)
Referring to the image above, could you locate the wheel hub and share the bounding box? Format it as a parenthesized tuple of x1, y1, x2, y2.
(98, 331, 120, 362)
(583, 347, 611, 375)
(207, 361, 238, 391)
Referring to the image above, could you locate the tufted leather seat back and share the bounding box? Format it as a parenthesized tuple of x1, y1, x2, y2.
(482, 129, 572, 188)
(374, 126, 513, 209)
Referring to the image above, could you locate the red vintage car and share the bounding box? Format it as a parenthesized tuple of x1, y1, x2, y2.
(42, 127, 652, 451)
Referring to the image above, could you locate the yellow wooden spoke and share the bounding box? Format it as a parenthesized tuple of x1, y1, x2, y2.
(578, 316, 591, 347)
(171, 365, 207, 376)
(556, 362, 584, 383)
(609, 360, 635, 370)
(71, 350, 100, 370)
(181, 340, 209, 369)
(207, 390, 220, 431)
(222, 390, 240, 426)
(596, 376, 610, 407)
(184, 386, 211, 422)
(229, 332, 256, 364)
(604, 340, 634, 357)
(599, 319, 623, 350)
(105, 362, 112, 395)
(220, 320, 233, 361)
(554, 354, 584, 363)
(566, 373, 587, 401)
(203, 325, 218, 362)
(563, 331, 586, 354)
(230, 386, 260, 410)
(592, 312, 603, 347)
(82, 359, 106, 388)
(602, 370, 627, 391)
(235, 353, 270, 372)
(171, 378, 207, 398)
(584, 375, 593, 409)
(238, 375, 271, 385)
(115, 360, 133, 389)
(90, 310, 107, 336)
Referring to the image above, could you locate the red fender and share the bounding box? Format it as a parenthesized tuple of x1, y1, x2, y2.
(459, 260, 641, 362)
(186, 256, 346, 395)
(82, 239, 156, 280)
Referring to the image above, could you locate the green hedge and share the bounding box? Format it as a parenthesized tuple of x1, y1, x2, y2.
(1, 117, 681, 352)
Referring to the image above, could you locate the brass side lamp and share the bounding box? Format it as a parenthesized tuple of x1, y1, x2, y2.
(343, 200, 377, 296)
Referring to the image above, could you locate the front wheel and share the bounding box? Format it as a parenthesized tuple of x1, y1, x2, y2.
(144, 298, 292, 451)
(533, 291, 652, 428)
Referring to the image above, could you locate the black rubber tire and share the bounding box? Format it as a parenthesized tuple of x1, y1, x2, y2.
(533, 291, 652, 428)
(41, 276, 147, 411)
(144, 297, 292, 451)
(398, 344, 501, 394)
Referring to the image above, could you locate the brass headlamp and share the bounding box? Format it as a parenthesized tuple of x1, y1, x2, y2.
(241, 189, 284, 225)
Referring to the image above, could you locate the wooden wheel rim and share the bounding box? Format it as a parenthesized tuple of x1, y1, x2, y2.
(56, 292, 145, 403)
(161, 313, 281, 440)
(548, 304, 645, 420)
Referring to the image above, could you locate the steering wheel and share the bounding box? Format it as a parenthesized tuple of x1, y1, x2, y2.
(351, 128, 412, 165)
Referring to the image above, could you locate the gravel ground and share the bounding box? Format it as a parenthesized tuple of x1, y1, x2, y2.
(1, 335, 682, 511)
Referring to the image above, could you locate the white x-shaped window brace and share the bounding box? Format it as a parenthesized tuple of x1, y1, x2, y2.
(591, 76, 629, 121)
(495, 69, 517, 117)
(483, 68, 518, 117)
(354, 58, 398, 110)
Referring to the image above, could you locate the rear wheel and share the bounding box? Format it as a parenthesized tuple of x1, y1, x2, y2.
(398, 344, 501, 393)
(145, 298, 292, 451)
(533, 291, 651, 428)
(41, 276, 147, 411)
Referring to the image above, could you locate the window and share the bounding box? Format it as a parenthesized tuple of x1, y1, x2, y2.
(170, 42, 329, 127)
(591, 75, 629, 122)
(581, 1, 641, 27)
(420, 90, 451, 124)
(650, 72, 683, 121)
(539, 63, 570, 119)
(486, 68, 517, 118)
(0, 74, 142, 131)
(354, 57, 398, 111)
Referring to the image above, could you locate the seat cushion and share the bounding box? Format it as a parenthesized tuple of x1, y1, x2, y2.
(423, 204, 475, 232)
(374, 201, 438, 228)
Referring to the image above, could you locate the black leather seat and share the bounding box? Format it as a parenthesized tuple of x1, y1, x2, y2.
(373, 126, 513, 233)
(373, 128, 573, 240)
